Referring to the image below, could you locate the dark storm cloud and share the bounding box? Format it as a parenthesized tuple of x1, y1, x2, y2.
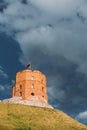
(0, 33, 23, 100)
(0, 0, 87, 124)
(23, 44, 87, 113)
(0, 2, 7, 12)
(21, 0, 28, 4)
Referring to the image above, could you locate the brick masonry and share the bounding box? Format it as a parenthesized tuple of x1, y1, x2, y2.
(2, 69, 53, 109)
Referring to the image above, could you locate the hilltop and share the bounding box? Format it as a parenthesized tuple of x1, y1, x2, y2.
(0, 103, 87, 130)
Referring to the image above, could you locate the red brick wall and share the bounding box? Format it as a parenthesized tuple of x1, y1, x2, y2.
(12, 70, 48, 102)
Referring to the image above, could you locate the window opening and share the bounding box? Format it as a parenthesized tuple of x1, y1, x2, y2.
(31, 84, 34, 88)
(31, 93, 34, 96)
(20, 85, 22, 96)
(41, 79, 43, 83)
(42, 87, 44, 92)
(31, 76, 34, 80)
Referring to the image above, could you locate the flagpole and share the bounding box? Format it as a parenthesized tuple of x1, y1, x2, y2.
(30, 62, 31, 70)
(26, 64, 30, 69)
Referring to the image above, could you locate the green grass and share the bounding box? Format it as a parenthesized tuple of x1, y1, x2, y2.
(0, 103, 87, 130)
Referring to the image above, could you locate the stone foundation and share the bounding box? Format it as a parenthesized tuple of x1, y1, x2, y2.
(2, 96, 53, 109)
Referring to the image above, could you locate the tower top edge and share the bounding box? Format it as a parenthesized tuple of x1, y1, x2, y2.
(16, 69, 45, 76)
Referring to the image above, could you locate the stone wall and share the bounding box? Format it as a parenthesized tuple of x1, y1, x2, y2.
(2, 96, 53, 109)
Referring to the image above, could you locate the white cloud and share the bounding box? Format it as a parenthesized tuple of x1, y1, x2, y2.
(0, 1, 87, 79)
(16, 25, 53, 45)
(77, 4, 87, 18)
(0, 66, 8, 79)
(0, 0, 86, 81)
(76, 111, 87, 124)
(29, 0, 84, 17)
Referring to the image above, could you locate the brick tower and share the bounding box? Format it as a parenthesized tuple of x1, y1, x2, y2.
(12, 69, 48, 103)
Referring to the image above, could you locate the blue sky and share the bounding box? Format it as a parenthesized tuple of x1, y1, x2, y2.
(0, 0, 87, 125)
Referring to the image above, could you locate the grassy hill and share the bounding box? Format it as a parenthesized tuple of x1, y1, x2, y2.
(0, 103, 87, 130)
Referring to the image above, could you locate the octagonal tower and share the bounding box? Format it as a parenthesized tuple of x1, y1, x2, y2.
(12, 69, 48, 103)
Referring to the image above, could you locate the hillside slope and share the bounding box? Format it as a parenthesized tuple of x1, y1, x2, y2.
(0, 103, 87, 130)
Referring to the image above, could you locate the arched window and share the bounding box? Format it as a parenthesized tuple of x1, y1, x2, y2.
(31, 76, 34, 80)
(41, 79, 43, 83)
(42, 87, 44, 92)
(20, 85, 22, 96)
(31, 93, 34, 96)
(31, 84, 34, 88)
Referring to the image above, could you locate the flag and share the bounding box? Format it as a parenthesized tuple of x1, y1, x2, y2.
(26, 64, 30, 69)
